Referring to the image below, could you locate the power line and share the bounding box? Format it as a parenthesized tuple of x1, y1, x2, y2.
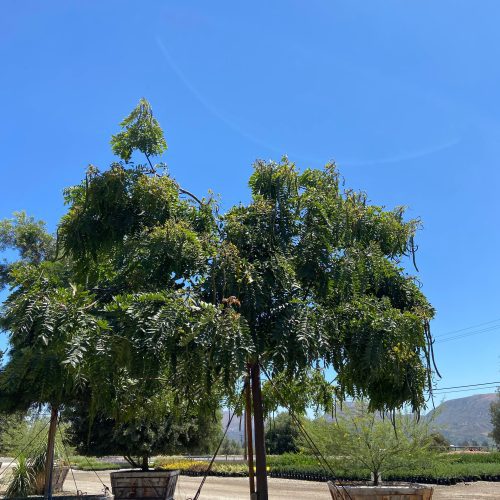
(429, 386, 498, 396)
(433, 317, 500, 338)
(430, 381, 500, 392)
(434, 324, 500, 343)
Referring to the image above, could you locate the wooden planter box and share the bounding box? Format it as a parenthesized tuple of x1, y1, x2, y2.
(28, 496, 108, 500)
(328, 482, 434, 500)
(34, 465, 70, 494)
(110, 469, 180, 500)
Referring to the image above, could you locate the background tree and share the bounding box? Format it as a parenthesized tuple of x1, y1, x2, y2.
(429, 432, 450, 451)
(0, 211, 107, 494)
(0, 211, 55, 279)
(265, 412, 298, 455)
(220, 437, 244, 456)
(0, 413, 25, 455)
(65, 391, 222, 469)
(302, 402, 435, 485)
(490, 389, 500, 446)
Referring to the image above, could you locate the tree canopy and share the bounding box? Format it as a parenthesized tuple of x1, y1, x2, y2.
(204, 158, 435, 412)
(0, 99, 438, 498)
(56, 99, 436, 416)
(0, 213, 99, 413)
(265, 412, 299, 455)
(65, 391, 222, 469)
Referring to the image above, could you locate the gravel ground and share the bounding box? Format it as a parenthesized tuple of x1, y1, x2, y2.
(1, 465, 499, 499)
(45, 470, 500, 499)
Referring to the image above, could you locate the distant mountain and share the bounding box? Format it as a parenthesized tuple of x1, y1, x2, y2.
(221, 393, 498, 447)
(222, 411, 246, 444)
(426, 393, 496, 445)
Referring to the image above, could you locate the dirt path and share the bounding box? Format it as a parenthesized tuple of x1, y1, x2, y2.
(65, 470, 500, 499)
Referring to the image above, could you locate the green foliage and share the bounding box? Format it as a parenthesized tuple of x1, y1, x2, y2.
(68, 456, 130, 470)
(0, 211, 54, 264)
(446, 452, 500, 464)
(0, 212, 55, 289)
(60, 164, 216, 288)
(429, 432, 451, 451)
(1, 418, 71, 497)
(301, 402, 435, 484)
(267, 452, 500, 481)
(265, 412, 299, 455)
(206, 158, 435, 413)
(111, 98, 167, 163)
(151, 451, 500, 481)
(65, 393, 223, 469)
(0, 263, 103, 412)
(220, 437, 243, 455)
(490, 389, 500, 445)
(0, 416, 71, 458)
(4, 454, 35, 498)
(0, 412, 25, 454)
(1, 99, 438, 483)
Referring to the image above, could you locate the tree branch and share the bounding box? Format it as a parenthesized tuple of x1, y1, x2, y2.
(178, 187, 204, 205)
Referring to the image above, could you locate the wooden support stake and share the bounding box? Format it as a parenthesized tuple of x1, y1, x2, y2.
(251, 363, 268, 500)
(44, 405, 58, 499)
(245, 373, 256, 496)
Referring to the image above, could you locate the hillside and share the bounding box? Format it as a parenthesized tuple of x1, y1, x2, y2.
(222, 393, 498, 446)
(222, 411, 246, 444)
(427, 393, 496, 445)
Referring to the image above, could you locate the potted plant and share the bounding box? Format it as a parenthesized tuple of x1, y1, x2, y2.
(57, 98, 438, 500)
(56, 99, 246, 498)
(305, 402, 435, 499)
(0, 212, 105, 497)
(65, 386, 222, 500)
(0, 100, 226, 500)
(2, 419, 70, 497)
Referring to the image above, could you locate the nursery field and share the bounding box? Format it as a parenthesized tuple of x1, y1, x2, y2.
(2, 468, 498, 499)
(57, 452, 500, 484)
(2, 455, 500, 498)
(151, 452, 500, 485)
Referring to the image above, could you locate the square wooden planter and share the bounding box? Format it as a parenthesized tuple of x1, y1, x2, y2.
(110, 469, 180, 500)
(328, 481, 434, 500)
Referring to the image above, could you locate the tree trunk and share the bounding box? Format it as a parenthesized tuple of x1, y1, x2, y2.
(245, 374, 256, 497)
(250, 363, 268, 500)
(124, 455, 138, 468)
(44, 405, 59, 499)
(243, 412, 247, 461)
(141, 455, 149, 471)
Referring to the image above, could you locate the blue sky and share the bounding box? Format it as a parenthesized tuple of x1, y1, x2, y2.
(1, 1, 499, 404)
